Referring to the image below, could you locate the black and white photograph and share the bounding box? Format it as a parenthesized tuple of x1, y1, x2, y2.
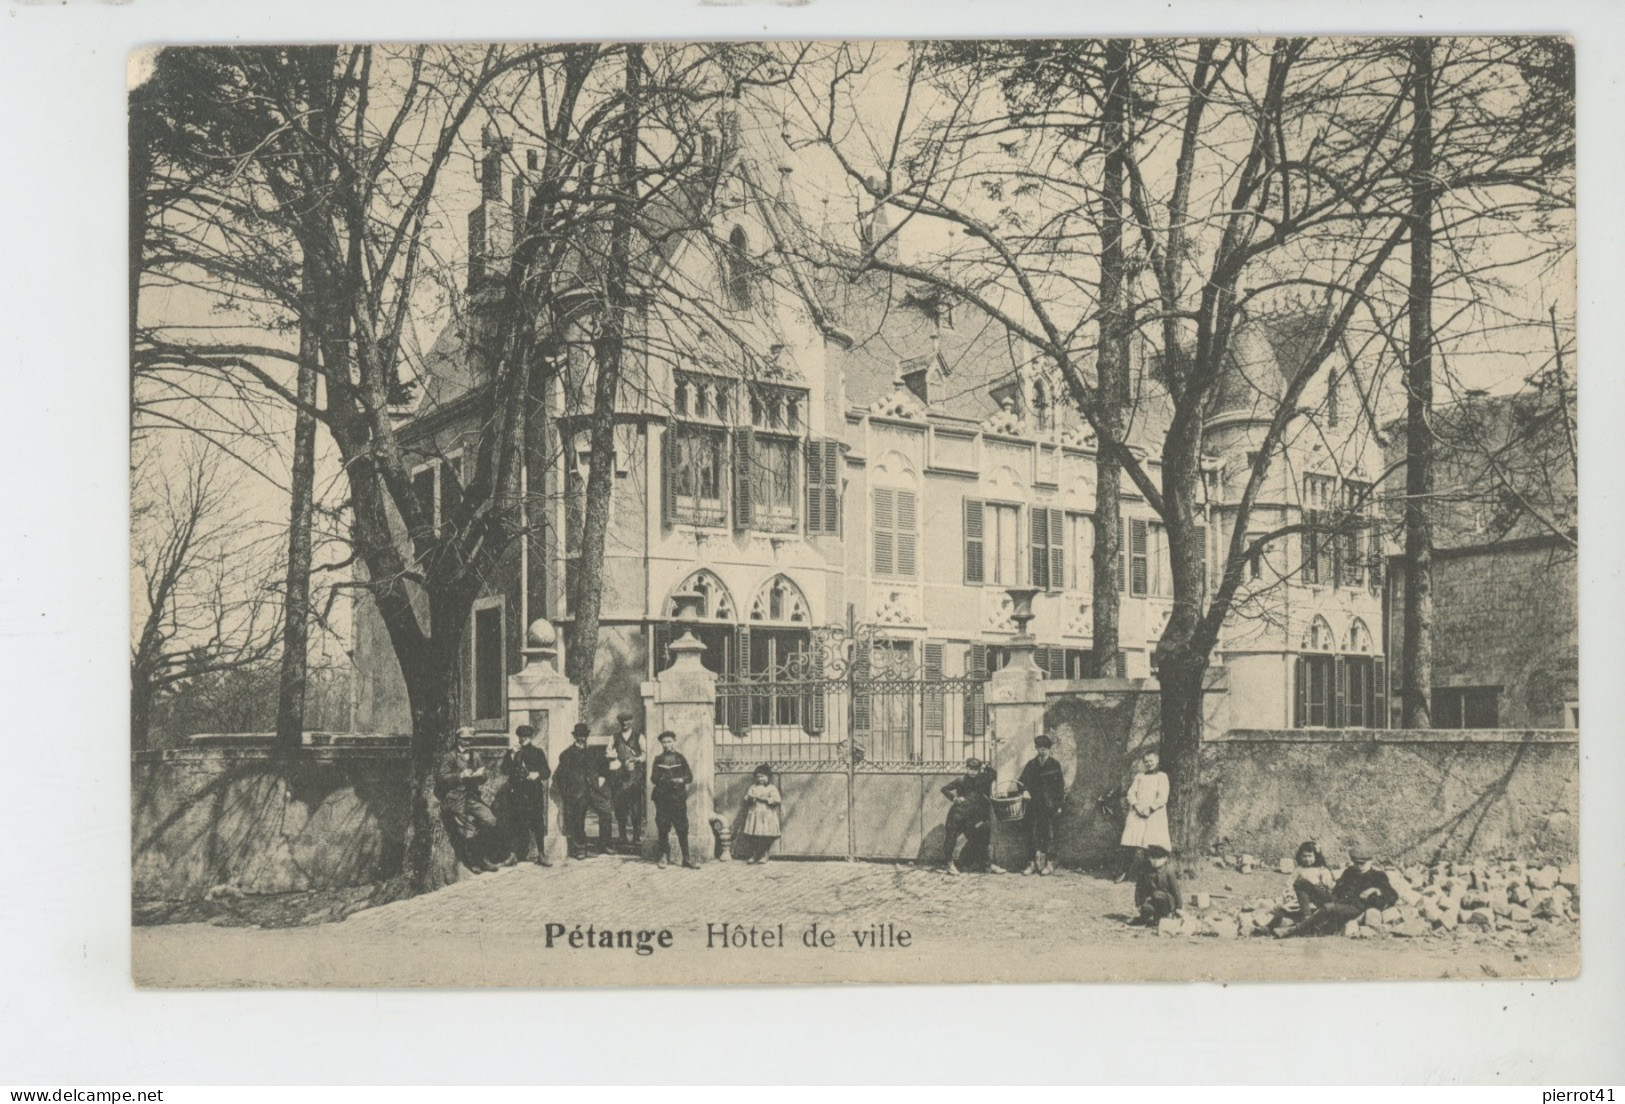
(123, 35, 1581, 989)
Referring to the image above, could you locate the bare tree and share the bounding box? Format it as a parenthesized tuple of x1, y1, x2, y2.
(131, 443, 282, 750)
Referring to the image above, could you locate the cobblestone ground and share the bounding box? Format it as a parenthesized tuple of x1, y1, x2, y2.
(133, 856, 1579, 988)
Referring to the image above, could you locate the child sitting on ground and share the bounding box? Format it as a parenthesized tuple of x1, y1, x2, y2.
(1131, 844, 1182, 926)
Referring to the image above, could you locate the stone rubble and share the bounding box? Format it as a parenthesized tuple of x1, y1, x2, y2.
(1164, 857, 1579, 942)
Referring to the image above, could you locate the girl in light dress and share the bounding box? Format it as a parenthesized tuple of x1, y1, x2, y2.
(738, 764, 783, 864)
(1115, 750, 1171, 881)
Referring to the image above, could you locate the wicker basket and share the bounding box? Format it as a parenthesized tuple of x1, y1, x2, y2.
(991, 781, 1027, 823)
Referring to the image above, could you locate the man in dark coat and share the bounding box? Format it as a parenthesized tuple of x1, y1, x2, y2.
(501, 724, 552, 866)
(1018, 733, 1067, 876)
(1286, 844, 1400, 937)
(1131, 844, 1183, 924)
(436, 726, 513, 873)
(609, 711, 646, 849)
(940, 756, 997, 874)
(649, 730, 698, 869)
(554, 723, 615, 859)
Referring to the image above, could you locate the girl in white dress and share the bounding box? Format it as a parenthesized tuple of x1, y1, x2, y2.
(1117, 750, 1171, 877)
(739, 764, 783, 864)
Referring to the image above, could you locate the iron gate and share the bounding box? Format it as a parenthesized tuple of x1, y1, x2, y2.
(715, 622, 992, 860)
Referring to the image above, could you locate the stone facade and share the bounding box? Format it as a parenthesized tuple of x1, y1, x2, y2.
(1386, 538, 1578, 729)
(349, 114, 1390, 745)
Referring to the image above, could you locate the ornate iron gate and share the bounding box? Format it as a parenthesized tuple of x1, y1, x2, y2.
(715, 622, 991, 860)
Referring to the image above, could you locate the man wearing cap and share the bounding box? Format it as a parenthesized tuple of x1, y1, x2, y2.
(501, 724, 553, 866)
(554, 723, 615, 859)
(1017, 734, 1067, 875)
(1286, 844, 1399, 937)
(609, 711, 647, 850)
(435, 725, 513, 873)
(940, 756, 997, 875)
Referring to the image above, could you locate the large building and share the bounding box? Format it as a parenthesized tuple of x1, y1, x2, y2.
(351, 114, 1392, 739)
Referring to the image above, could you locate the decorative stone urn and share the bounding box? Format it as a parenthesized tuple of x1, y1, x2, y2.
(666, 590, 708, 671)
(1004, 586, 1042, 672)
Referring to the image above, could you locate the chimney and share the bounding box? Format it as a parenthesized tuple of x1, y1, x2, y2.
(467, 125, 514, 289)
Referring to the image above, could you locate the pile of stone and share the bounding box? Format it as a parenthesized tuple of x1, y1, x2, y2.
(1154, 858, 1580, 941)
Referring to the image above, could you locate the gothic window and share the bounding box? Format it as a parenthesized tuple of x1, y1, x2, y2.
(748, 574, 810, 624)
(665, 570, 736, 621)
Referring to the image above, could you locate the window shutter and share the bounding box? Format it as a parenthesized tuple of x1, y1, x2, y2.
(1030, 507, 1050, 590)
(1114, 651, 1127, 679)
(1372, 656, 1388, 729)
(1032, 645, 1049, 677)
(803, 645, 826, 736)
(826, 441, 841, 535)
(1044, 646, 1065, 680)
(963, 499, 985, 584)
(1303, 509, 1321, 584)
(872, 488, 895, 576)
(1193, 523, 1208, 597)
(731, 427, 755, 531)
(1331, 515, 1345, 588)
(964, 642, 987, 737)
(651, 621, 673, 677)
(804, 438, 823, 533)
(661, 427, 677, 525)
(804, 438, 840, 535)
(895, 490, 918, 576)
(1293, 656, 1308, 728)
(1369, 538, 1385, 590)
(1131, 518, 1150, 597)
(1049, 508, 1065, 593)
(1333, 655, 1347, 728)
(923, 641, 945, 735)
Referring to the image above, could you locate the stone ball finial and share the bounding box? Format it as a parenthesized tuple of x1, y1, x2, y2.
(526, 619, 558, 649)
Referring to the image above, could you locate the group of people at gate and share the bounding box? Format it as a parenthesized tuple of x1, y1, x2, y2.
(441, 717, 1398, 939)
(434, 713, 785, 872)
(435, 714, 703, 872)
(936, 737, 1171, 880)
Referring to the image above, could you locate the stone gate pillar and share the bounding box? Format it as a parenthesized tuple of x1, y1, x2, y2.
(641, 593, 717, 862)
(508, 619, 579, 861)
(986, 588, 1057, 870)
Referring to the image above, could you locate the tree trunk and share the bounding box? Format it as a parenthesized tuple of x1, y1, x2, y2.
(564, 46, 643, 698)
(1157, 647, 1208, 868)
(401, 626, 466, 896)
(131, 670, 153, 753)
(1401, 37, 1435, 729)
(1089, 38, 1131, 678)
(274, 296, 320, 755)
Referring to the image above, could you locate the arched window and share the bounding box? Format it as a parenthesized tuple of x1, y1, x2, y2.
(1347, 618, 1373, 654)
(748, 574, 810, 624)
(664, 570, 736, 621)
(1303, 615, 1336, 653)
(726, 225, 753, 308)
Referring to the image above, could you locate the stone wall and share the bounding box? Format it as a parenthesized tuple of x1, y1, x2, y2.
(1039, 682, 1578, 868)
(1202, 728, 1578, 865)
(133, 738, 522, 899)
